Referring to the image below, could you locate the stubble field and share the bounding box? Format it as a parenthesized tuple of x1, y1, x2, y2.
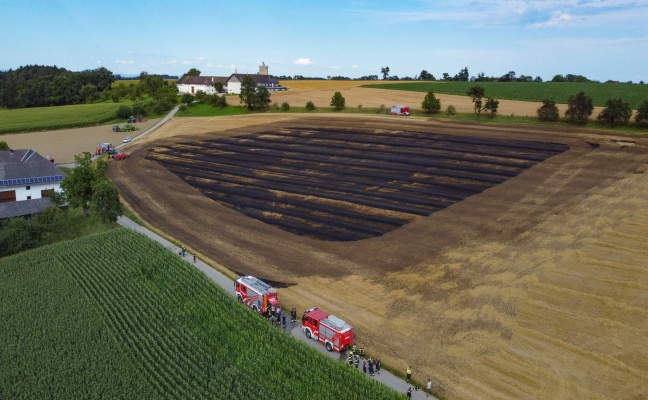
(107, 104, 648, 399)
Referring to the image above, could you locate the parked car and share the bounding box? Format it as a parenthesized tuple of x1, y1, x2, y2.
(113, 153, 129, 161)
(123, 137, 132, 143)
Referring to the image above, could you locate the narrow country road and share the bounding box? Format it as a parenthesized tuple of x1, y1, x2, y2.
(117, 216, 436, 399)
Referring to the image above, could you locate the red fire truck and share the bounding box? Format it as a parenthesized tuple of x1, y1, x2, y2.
(301, 307, 355, 352)
(235, 275, 280, 315)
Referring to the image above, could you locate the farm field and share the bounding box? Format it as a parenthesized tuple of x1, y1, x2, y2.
(108, 112, 648, 399)
(5, 80, 648, 398)
(364, 81, 648, 108)
(147, 128, 567, 241)
(0, 229, 403, 399)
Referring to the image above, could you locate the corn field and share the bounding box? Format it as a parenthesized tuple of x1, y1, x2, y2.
(0, 229, 404, 399)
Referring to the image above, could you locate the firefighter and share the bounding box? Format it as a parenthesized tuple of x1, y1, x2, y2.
(282, 314, 286, 329)
(406, 366, 412, 382)
(376, 357, 381, 374)
(406, 387, 412, 398)
(368, 358, 375, 376)
(290, 306, 297, 323)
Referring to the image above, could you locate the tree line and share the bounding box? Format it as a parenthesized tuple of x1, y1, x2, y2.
(0, 65, 115, 108)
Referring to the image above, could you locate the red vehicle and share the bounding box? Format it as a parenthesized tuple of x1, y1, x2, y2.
(113, 153, 129, 160)
(301, 307, 355, 352)
(235, 275, 279, 315)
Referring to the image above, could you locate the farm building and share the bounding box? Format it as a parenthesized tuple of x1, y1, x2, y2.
(176, 63, 285, 95)
(0, 149, 65, 219)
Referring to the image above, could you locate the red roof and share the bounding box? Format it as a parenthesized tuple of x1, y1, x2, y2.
(304, 307, 329, 321)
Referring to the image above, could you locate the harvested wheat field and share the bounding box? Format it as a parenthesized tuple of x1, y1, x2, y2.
(107, 109, 648, 399)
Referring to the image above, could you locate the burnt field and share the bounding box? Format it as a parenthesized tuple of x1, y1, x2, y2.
(146, 127, 568, 241)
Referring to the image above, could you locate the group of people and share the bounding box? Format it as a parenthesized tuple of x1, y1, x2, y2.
(268, 305, 298, 330)
(404, 365, 434, 398)
(347, 346, 381, 377)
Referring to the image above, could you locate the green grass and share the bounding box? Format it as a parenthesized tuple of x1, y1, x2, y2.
(175, 102, 248, 117)
(0, 102, 127, 134)
(363, 81, 648, 108)
(0, 229, 404, 399)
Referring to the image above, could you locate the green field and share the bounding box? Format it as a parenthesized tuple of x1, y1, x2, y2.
(0, 229, 403, 399)
(175, 102, 248, 117)
(364, 81, 648, 108)
(0, 102, 128, 134)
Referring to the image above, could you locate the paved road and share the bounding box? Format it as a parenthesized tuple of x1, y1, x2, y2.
(117, 215, 436, 399)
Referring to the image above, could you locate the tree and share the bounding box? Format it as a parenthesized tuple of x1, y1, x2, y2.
(181, 93, 195, 105)
(454, 67, 469, 82)
(499, 71, 516, 82)
(0, 217, 42, 255)
(0, 141, 9, 151)
(467, 85, 486, 115)
(305, 101, 316, 111)
(421, 91, 441, 114)
(419, 70, 434, 80)
(635, 100, 648, 127)
(60, 153, 103, 217)
(183, 68, 201, 77)
(380, 66, 390, 80)
(91, 179, 123, 225)
(484, 97, 499, 116)
(330, 91, 346, 110)
(565, 91, 593, 125)
(597, 98, 632, 126)
(214, 82, 224, 93)
(239, 75, 271, 112)
(552, 74, 566, 82)
(537, 99, 560, 122)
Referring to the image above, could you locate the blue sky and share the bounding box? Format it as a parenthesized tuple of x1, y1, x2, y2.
(2, 0, 647, 82)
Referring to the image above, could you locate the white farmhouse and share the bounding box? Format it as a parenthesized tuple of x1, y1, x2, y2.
(0, 149, 65, 219)
(176, 63, 285, 95)
(175, 76, 229, 95)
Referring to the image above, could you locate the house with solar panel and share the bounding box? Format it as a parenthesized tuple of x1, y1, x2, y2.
(0, 149, 66, 219)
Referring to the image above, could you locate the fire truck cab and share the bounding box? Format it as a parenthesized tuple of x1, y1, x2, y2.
(301, 307, 355, 352)
(235, 275, 279, 315)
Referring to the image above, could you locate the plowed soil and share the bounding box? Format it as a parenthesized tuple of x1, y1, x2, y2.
(108, 112, 648, 400)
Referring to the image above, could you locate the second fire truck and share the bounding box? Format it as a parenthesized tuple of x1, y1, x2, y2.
(235, 275, 280, 315)
(301, 307, 355, 352)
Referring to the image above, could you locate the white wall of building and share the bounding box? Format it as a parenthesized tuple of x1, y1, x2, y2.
(4, 183, 62, 201)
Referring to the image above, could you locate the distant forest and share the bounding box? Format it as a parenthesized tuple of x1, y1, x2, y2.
(0, 65, 115, 109)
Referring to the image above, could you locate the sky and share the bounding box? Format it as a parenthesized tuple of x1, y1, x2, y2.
(1, 0, 647, 82)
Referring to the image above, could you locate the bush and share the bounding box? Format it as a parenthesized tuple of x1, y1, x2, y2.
(116, 105, 132, 120)
(151, 100, 174, 115)
(597, 98, 632, 126)
(208, 94, 227, 108)
(446, 105, 456, 115)
(181, 93, 195, 105)
(132, 102, 148, 117)
(357, 104, 363, 111)
(421, 91, 441, 114)
(565, 91, 593, 125)
(281, 102, 290, 111)
(330, 91, 345, 110)
(484, 98, 499, 116)
(306, 101, 316, 111)
(378, 104, 387, 114)
(537, 99, 560, 122)
(635, 100, 648, 127)
(178, 104, 187, 112)
(0, 217, 43, 255)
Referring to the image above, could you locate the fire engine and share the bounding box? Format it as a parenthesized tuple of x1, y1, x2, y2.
(301, 307, 355, 352)
(235, 275, 280, 315)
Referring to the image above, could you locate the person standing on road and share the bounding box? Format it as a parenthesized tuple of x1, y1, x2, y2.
(362, 360, 367, 374)
(193, 253, 196, 263)
(426, 378, 432, 397)
(290, 306, 297, 323)
(282, 314, 286, 329)
(406, 387, 412, 398)
(406, 366, 412, 382)
(368, 358, 375, 376)
(376, 357, 381, 374)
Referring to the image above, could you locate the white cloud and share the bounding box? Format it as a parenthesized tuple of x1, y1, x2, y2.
(197, 56, 204, 60)
(115, 60, 135, 65)
(161, 60, 178, 65)
(530, 13, 574, 28)
(182, 60, 192, 65)
(351, 65, 358, 69)
(294, 58, 313, 66)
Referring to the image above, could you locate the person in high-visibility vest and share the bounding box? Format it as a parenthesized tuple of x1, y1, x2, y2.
(406, 366, 412, 382)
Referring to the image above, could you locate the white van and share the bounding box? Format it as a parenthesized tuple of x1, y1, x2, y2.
(390, 105, 410, 116)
